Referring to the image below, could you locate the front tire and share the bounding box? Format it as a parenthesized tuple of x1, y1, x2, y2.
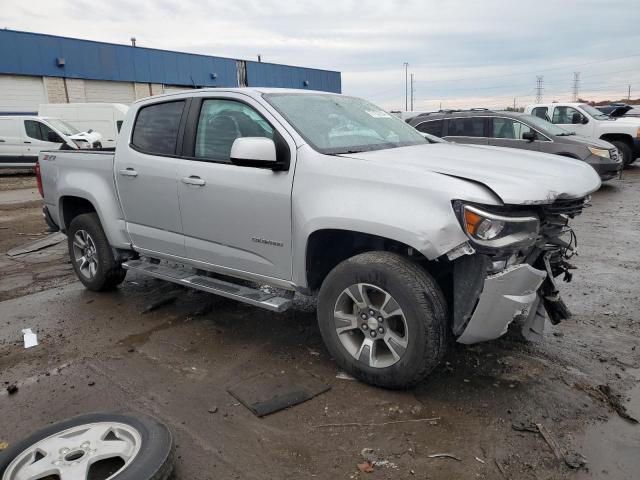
(67, 213, 126, 291)
(317, 251, 448, 389)
(611, 140, 633, 166)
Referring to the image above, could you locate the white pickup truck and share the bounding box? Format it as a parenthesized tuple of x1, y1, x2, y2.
(525, 102, 640, 165)
(38, 88, 600, 388)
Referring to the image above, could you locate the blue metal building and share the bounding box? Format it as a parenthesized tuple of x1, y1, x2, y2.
(0, 29, 341, 112)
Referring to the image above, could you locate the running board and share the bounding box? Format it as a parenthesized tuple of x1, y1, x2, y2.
(122, 259, 292, 312)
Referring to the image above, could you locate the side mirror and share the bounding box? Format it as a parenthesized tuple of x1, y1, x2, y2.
(230, 137, 278, 169)
(47, 131, 62, 143)
(522, 131, 536, 142)
(571, 113, 583, 124)
(581, 116, 589, 124)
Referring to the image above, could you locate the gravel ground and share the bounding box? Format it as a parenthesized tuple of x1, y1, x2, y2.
(0, 168, 639, 479)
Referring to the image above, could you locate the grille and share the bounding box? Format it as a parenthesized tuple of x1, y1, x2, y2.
(542, 197, 588, 217)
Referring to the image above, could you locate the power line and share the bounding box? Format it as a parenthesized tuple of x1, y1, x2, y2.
(413, 51, 640, 85)
(572, 72, 580, 101)
(536, 76, 544, 103)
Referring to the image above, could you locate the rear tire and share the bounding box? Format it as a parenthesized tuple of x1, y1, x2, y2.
(610, 140, 633, 166)
(317, 251, 448, 389)
(67, 213, 126, 291)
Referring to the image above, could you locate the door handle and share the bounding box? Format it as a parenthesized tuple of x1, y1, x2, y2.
(181, 176, 206, 186)
(0, 139, 5, 143)
(23, 141, 31, 144)
(118, 168, 138, 177)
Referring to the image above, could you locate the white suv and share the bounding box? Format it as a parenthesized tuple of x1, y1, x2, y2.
(524, 102, 640, 165)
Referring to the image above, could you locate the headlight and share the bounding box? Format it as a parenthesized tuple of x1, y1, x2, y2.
(588, 146, 610, 158)
(461, 205, 539, 248)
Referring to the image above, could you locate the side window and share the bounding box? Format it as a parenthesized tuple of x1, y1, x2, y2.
(39, 123, 59, 143)
(531, 107, 549, 121)
(491, 118, 535, 140)
(194, 99, 274, 162)
(131, 101, 185, 155)
(447, 117, 485, 137)
(552, 106, 584, 125)
(415, 120, 443, 136)
(24, 120, 44, 140)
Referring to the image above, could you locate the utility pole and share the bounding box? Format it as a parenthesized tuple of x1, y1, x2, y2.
(257, 54, 262, 62)
(535, 76, 543, 103)
(403, 62, 409, 111)
(410, 73, 415, 111)
(628, 84, 632, 101)
(513, 98, 516, 110)
(572, 72, 580, 102)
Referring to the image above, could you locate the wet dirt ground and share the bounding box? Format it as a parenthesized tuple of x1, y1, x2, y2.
(1, 168, 639, 479)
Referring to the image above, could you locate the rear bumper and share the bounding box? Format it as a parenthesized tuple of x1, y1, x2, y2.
(456, 263, 547, 344)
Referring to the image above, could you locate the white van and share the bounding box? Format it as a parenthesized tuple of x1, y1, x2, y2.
(0, 116, 102, 168)
(38, 103, 129, 148)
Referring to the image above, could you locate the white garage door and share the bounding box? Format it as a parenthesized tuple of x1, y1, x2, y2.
(84, 80, 136, 103)
(0, 75, 46, 113)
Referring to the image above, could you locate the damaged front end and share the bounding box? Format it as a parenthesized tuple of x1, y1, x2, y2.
(449, 197, 587, 344)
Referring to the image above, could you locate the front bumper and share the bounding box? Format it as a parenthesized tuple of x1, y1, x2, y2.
(456, 263, 547, 344)
(585, 154, 623, 181)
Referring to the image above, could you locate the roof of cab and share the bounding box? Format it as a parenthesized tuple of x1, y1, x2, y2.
(132, 87, 339, 105)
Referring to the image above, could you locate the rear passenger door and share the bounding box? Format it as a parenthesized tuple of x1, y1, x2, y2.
(488, 117, 541, 152)
(115, 100, 186, 257)
(176, 94, 296, 281)
(443, 117, 489, 145)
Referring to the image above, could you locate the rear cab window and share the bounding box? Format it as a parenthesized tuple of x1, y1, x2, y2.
(131, 101, 185, 155)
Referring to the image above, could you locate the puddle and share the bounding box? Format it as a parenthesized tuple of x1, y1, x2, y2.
(575, 368, 640, 479)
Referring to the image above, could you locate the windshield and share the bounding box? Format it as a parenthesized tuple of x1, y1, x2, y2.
(579, 104, 610, 120)
(47, 119, 81, 136)
(520, 114, 574, 136)
(264, 93, 427, 154)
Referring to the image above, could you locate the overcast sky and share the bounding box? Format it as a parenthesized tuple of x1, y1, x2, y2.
(2, 0, 639, 110)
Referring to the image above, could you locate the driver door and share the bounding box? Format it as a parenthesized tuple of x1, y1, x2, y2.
(22, 120, 64, 161)
(488, 117, 540, 152)
(550, 106, 592, 137)
(177, 94, 296, 281)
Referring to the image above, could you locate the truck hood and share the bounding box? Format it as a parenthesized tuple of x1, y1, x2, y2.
(340, 143, 601, 205)
(607, 116, 640, 127)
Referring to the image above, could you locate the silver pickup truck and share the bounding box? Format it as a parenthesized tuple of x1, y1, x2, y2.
(39, 88, 600, 388)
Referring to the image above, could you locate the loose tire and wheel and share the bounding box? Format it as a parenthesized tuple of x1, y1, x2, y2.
(68, 213, 126, 291)
(0, 412, 173, 480)
(610, 140, 633, 166)
(317, 251, 448, 389)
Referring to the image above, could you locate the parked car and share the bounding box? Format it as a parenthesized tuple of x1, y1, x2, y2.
(38, 103, 129, 148)
(38, 88, 600, 388)
(524, 102, 640, 166)
(408, 109, 622, 181)
(0, 115, 102, 168)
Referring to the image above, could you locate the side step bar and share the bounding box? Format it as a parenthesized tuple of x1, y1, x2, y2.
(122, 259, 292, 312)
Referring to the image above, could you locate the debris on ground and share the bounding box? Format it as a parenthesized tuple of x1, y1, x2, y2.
(357, 462, 374, 473)
(474, 456, 485, 464)
(208, 406, 218, 414)
(357, 448, 397, 472)
(142, 295, 178, 314)
(228, 370, 330, 417)
(536, 423, 563, 459)
(335, 371, 355, 380)
(427, 453, 462, 461)
(6, 232, 66, 257)
(22, 327, 38, 348)
(312, 417, 439, 428)
(6, 384, 18, 395)
(0, 441, 8, 450)
(511, 420, 539, 433)
(564, 451, 587, 469)
(597, 384, 639, 423)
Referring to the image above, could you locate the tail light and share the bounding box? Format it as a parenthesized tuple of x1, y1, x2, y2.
(35, 160, 44, 198)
